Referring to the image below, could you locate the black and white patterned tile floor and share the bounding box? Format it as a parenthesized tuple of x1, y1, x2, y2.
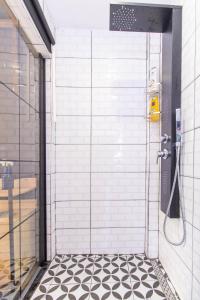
(31, 254, 167, 300)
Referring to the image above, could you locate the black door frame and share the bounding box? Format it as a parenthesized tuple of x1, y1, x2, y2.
(23, 0, 55, 53)
(23, 0, 55, 265)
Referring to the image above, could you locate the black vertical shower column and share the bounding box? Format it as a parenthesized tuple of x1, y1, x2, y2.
(110, 4, 182, 218)
(161, 8, 182, 217)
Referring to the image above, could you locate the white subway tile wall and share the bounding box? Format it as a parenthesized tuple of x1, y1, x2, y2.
(56, 116, 91, 144)
(92, 59, 146, 88)
(159, 1, 200, 299)
(56, 58, 91, 87)
(56, 173, 90, 201)
(91, 173, 146, 201)
(92, 31, 147, 59)
(92, 116, 146, 144)
(56, 87, 91, 115)
(92, 88, 146, 116)
(91, 228, 145, 254)
(54, 29, 161, 255)
(56, 229, 90, 254)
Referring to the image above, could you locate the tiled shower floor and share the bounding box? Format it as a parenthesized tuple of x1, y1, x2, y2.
(31, 254, 167, 300)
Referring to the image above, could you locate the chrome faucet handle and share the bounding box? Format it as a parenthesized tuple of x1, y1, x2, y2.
(161, 134, 171, 144)
(157, 149, 171, 164)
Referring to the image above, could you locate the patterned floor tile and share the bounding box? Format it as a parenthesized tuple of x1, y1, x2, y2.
(39, 256, 64, 285)
(89, 282, 134, 300)
(131, 280, 166, 300)
(30, 254, 170, 300)
(93, 261, 129, 284)
(31, 283, 91, 300)
(126, 254, 150, 268)
(127, 256, 157, 282)
(46, 260, 94, 285)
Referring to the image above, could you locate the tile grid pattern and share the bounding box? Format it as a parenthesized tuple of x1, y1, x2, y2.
(159, 0, 200, 299)
(90, 31, 93, 253)
(56, 29, 145, 253)
(54, 29, 161, 254)
(31, 254, 168, 300)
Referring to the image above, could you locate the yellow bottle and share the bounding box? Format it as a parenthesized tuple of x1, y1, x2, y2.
(149, 95, 160, 122)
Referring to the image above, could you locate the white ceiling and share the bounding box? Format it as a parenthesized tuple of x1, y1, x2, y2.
(46, 0, 182, 30)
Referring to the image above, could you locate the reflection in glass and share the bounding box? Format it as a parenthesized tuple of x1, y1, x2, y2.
(0, 0, 41, 298)
(0, 226, 20, 299)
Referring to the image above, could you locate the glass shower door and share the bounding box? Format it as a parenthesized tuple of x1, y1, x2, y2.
(0, 1, 41, 298)
(0, 3, 21, 297)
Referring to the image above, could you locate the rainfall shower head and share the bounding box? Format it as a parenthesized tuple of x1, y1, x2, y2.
(110, 5, 137, 31)
(110, 4, 172, 33)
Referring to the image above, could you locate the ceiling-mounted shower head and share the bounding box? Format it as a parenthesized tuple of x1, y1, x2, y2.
(110, 4, 172, 33)
(110, 5, 137, 31)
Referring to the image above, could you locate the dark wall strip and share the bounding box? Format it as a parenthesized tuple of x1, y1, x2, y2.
(39, 55, 47, 264)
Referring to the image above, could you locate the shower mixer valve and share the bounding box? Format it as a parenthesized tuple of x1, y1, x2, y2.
(157, 149, 171, 164)
(161, 134, 171, 144)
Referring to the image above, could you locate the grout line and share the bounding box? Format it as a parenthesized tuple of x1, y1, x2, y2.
(185, 220, 200, 232)
(158, 32, 162, 259)
(55, 171, 160, 173)
(55, 85, 147, 89)
(55, 113, 57, 255)
(144, 32, 149, 256)
(56, 226, 146, 230)
(182, 127, 199, 135)
(147, 32, 151, 257)
(55, 143, 147, 146)
(182, 27, 196, 51)
(55, 114, 146, 117)
(55, 56, 147, 60)
(180, 174, 200, 180)
(181, 72, 200, 94)
(191, 1, 197, 297)
(89, 31, 93, 254)
(55, 199, 146, 202)
(159, 231, 193, 274)
(54, 171, 147, 174)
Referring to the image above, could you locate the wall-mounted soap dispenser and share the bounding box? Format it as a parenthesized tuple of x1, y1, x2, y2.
(147, 67, 161, 122)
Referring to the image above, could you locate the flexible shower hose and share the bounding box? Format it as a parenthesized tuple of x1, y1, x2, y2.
(163, 143, 186, 246)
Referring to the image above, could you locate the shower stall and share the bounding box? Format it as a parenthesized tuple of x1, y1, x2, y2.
(33, 3, 183, 300)
(52, 3, 182, 256)
(3, 0, 199, 299)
